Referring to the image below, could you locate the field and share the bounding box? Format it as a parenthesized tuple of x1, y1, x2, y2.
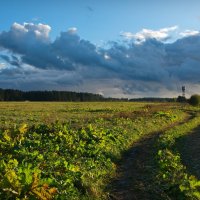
(0, 102, 200, 199)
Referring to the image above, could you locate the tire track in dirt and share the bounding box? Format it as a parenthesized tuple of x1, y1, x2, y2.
(107, 114, 194, 200)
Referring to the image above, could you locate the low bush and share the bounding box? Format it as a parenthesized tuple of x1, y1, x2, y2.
(189, 94, 200, 106)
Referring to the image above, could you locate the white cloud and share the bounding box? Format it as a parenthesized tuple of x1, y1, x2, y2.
(104, 54, 110, 60)
(121, 26, 178, 43)
(12, 22, 28, 33)
(0, 63, 6, 68)
(180, 30, 200, 37)
(67, 27, 78, 34)
(24, 23, 51, 38)
(0, 63, 6, 71)
(120, 31, 135, 39)
(11, 22, 51, 39)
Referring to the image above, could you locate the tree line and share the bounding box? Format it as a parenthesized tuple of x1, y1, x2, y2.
(0, 88, 180, 102)
(0, 88, 105, 101)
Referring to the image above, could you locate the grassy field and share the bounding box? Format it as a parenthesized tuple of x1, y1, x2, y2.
(0, 102, 200, 199)
(0, 102, 150, 128)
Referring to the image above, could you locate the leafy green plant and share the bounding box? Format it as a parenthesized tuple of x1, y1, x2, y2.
(156, 115, 200, 199)
(157, 149, 200, 199)
(155, 111, 177, 121)
(0, 102, 188, 199)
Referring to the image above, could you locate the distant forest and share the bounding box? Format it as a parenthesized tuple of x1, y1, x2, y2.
(0, 88, 105, 101)
(0, 88, 178, 102)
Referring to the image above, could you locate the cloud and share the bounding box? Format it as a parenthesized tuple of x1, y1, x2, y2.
(12, 22, 51, 39)
(52, 30, 103, 68)
(0, 23, 81, 70)
(104, 54, 110, 60)
(0, 63, 6, 70)
(0, 54, 21, 67)
(121, 26, 178, 43)
(0, 23, 200, 97)
(180, 30, 200, 37)
(67, 27, 78, 34)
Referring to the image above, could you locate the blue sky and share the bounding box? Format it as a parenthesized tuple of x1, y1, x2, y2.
(1, 0, 200, 43)
(0, 1, 200, 97)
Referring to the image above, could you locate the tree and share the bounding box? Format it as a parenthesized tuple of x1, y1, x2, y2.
(176, 96, 187, 103)
(189, 94, 200, 106)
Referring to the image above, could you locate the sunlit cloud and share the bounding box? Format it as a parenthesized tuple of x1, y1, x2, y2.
(120, 26, 178, 43)
(180, 30, 200, 37)
(67, 27, 78, 34)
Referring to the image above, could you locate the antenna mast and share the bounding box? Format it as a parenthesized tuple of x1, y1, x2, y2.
(182, 86, 185, 98)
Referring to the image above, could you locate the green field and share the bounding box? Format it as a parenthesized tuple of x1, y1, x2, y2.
(0, 102, 200, 199)
(0, 102, 150, 128)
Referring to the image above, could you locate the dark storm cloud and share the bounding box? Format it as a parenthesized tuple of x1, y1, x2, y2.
(0, 23, 107, 71)
(104, 39, 168, 82)
(0, 22, 200, 96)
(0, 55, 10, 62)
(0, 23, 75, 70)
(0, 54, 21, 67)
(52, 30, 103, 67)
(164, 35, 200, 82)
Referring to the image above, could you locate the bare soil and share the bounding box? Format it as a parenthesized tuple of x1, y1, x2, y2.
(107, 115, 193, 200)
(107, 133, 161, 200)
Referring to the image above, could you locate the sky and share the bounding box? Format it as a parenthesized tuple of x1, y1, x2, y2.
(0, 0, 200, 98)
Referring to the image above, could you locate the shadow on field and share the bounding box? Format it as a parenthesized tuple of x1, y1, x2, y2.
(106, 114, 195, 200)
(107, 132, 161, 200)
(177, 126, 200, 179)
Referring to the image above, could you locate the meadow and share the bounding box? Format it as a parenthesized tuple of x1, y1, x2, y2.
(0, 102, 200, 199)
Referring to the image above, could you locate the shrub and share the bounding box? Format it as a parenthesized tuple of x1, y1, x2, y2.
(189, 94, 200, 106)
